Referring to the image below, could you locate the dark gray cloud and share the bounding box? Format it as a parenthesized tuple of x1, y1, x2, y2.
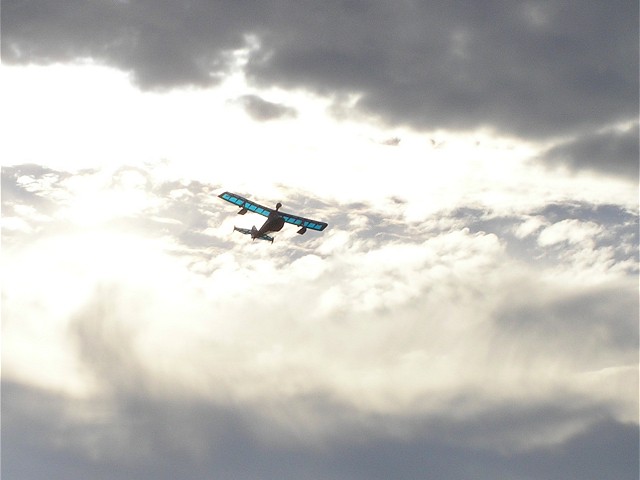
(237, 94, 297, 121)
(542, 122, 639, 179)
(1, 0, 250, 89)
(3, 0, 637, 143)
(496, 283, 639, 363)
(3, 379, 638, 480)
(249, 1, 638, 138)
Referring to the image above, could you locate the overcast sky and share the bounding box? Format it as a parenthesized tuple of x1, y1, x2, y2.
(2, 1, 638, 479)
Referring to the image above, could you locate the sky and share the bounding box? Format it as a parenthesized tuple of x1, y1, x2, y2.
(1, 1, 639, 479)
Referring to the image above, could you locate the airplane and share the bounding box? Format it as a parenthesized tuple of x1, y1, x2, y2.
(218, 191, 328, 242)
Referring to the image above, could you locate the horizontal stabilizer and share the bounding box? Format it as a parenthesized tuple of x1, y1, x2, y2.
(233, 226, 274, 243)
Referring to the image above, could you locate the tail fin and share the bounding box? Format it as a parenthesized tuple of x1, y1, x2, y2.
(233, 225, 273, 242)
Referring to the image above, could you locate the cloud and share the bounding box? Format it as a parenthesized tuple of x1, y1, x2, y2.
(542, 122, 639, 179)
(496, 282, 638, 375)
(537, 219, 603, 247)
(247, 1, 637, 140)
(380, 136, 401, 146)
(2, 162, 638, 478)
(3, 380, 638, 480)
(1, 0, 249, 89)
(3, 0, 637, 141)
(236, 94, 297, 121)
(514, 215, 547, 239)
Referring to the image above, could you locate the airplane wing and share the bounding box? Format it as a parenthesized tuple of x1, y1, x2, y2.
(218, 192, 273, 217)
(278, 211, 328, 232)
(218, 191, 328, 232)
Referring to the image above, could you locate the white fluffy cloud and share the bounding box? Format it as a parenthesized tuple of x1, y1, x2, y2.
(3, 164, 637, 474)
(537, 219, 603, 247)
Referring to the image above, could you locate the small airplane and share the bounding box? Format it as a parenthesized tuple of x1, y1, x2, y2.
(218, 191, 328, 243)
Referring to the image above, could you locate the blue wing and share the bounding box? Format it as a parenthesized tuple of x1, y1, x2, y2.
(218, 191, 328, 232)
(279, 211, 328, 232)
(218, 192, 273, 217)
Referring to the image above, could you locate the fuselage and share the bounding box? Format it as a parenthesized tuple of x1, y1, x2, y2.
(252, 203, 285, 239)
